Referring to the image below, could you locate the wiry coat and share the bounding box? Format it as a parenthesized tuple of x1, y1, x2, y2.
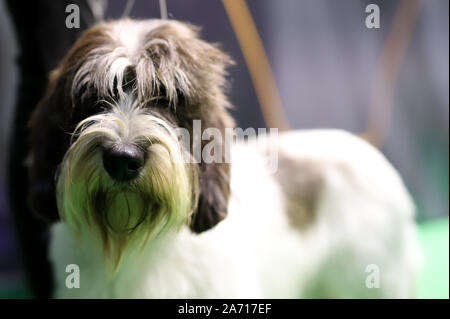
(28, 19, 420, 298)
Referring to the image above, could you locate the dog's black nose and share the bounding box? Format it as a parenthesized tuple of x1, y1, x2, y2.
(102, 145, 145, 182)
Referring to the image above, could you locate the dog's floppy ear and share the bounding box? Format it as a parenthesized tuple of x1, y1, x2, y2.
(28, 69, 70, 223)
(27, 25, 108, 223)
(189, 105, 234, 232)
(179, 35, 235, 233)
(191, 162, 231, 233)
(190, 112, 234, 233)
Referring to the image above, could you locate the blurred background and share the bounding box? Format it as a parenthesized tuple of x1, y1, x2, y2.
(0, 0, 448, 298)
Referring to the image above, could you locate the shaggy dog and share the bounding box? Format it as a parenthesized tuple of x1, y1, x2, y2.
(28, 19, 419, 298)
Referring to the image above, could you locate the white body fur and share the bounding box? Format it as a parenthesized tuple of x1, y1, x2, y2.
(50, 130, 419, 298)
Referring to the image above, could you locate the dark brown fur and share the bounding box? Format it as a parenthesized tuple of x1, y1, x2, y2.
(28, 19, 235, 232)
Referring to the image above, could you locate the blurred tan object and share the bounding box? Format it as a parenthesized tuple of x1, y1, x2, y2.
(363, 0, 422, 147)
(222, 0, 290, 131)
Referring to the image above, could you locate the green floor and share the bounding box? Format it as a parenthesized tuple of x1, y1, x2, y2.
(417, 217, 449, 298)
(1, 218, 448, 299)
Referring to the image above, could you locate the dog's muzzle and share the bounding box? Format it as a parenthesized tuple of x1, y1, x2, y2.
(102, 144, 146, 182)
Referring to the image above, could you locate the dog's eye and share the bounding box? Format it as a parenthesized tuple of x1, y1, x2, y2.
(175, 89, 187, 106)
(150, 87, 187, 109)
(151, 96, 170, 107)
(70, 87, 106, 126)
(148, 85, 170, 107)
(96, 102, 110, 113)
(123, 67, 136, 92)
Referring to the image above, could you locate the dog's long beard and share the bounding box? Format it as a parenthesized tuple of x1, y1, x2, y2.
(56, 108, 198, 270)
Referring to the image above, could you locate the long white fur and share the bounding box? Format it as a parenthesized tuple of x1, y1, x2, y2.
(72, 20, 201, 105)
(50, 129, 420, 298)
(56, 96, 198, 267)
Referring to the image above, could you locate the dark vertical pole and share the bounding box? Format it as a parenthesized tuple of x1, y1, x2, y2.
(5, 0, 97, 298)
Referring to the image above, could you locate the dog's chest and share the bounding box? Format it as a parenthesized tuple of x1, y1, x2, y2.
(49, 144, 302, 298)
(50, 224, 271, 298)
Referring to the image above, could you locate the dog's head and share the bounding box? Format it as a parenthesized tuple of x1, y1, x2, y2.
(28, 19, 235, 263)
